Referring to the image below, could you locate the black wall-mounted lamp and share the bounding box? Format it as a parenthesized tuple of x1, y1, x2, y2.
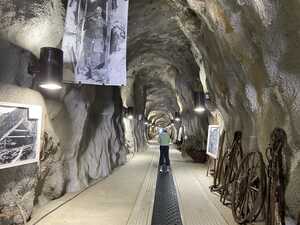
(205, 93, 210, 101)
(174, 112, 181, 122)
(170, 119, 174, 125)
(138, 114, 143, 121)
(29, 47, 63, 90)
(124, 106, 134, 120)
(194, 91, 206, 113)
(142, 115, 149, 125)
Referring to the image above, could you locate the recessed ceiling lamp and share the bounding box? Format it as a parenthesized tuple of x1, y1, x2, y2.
(39, 47, 63, 90)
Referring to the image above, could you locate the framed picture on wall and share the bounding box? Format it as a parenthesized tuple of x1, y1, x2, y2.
(0, 102, 42, 169)
(206, 125, 221, 159)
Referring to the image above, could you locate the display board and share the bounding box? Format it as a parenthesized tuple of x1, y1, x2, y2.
(206, 125, 220, 159)
(0, 103, 42, 169)
(62, 0, 128, 86)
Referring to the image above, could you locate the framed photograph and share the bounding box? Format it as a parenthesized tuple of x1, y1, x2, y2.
(0, 102, 42, 169)
(206, 125, 221, 159)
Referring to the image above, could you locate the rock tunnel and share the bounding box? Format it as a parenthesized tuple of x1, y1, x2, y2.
(0, 0, 299, 224)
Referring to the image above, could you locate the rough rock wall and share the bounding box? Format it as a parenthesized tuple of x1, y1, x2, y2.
(0, 57, 127, 225)
(0, 1, 128, 224)
(124, 0, 209, 145)
(122, 115, 147, 154)
(0, 0, 64, 56)
(169, 0, 300, 220)
(49, 86, 127, 192)
(0, 86, 127, 225)
(0, 84, 64, 224)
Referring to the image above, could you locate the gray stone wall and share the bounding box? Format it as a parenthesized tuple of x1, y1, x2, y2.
(169, 0, 300, 220)
(0, 83, 127, 225)
(0, 42, 127, 225)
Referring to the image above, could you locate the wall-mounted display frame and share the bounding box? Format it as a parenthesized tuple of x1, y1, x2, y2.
(0, 102, 42, 169)
(206, 125, 221, 159)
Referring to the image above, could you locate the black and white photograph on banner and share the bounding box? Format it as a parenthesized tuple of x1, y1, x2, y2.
(62, 0, 128, 86)
(0, 103, 42, 169)
(206, 125, 220, 159)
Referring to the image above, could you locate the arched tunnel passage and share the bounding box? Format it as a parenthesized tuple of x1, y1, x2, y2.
(0, 0, 300, 224)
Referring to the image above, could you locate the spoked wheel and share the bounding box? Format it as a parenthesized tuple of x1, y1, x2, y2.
(232, 151, 266, 224)
(210, 150, 229, 192)
(221, 137, 243, 205)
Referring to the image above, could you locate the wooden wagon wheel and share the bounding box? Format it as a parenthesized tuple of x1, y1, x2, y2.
(210, 150, 229, 193)
(221, 131, 243, 204)
(232, 151, 267, 224)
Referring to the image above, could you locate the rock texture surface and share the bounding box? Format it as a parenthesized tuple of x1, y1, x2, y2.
(125, 0, 300, 221)
(0, 74, 128, 225)
(0, 2, 128, 224)
(0, 0, 64, 56)
(1, 0, 300, 223)
(167, 0, 300, 220)
(122, 0, 209, 147)
(0, 84, 64, 224)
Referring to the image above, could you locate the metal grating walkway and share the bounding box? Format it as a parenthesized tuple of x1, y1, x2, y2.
(151, 168, 183, 225)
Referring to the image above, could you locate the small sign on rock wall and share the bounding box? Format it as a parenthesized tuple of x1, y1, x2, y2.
(0, 102, 42, 169)
(62, 0, 128, 86)
(206, 125, 220, 159)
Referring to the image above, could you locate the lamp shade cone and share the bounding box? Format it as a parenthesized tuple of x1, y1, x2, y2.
(193, 91, 206, 112)
(39, 47, 63, 90)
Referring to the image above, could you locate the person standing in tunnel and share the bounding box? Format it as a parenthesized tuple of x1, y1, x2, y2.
(159, 128, 171, 172)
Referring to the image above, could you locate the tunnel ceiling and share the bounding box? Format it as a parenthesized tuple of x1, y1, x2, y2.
(0, 0, 206, 129)
(1, 0, 300, 221)
(123, 0, 202, 127)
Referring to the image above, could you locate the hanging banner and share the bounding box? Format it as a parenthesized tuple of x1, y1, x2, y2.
(62, 0, 128, 86)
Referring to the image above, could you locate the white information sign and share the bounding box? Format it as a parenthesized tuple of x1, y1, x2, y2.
(206, 125, 220, 159)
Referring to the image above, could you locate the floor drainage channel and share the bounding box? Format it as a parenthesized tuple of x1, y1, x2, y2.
(151, 168, 183, 225)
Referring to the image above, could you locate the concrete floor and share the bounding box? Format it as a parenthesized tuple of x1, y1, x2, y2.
(29, 146, 237, 225)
